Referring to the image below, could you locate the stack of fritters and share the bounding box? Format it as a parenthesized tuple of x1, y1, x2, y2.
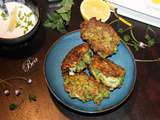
(61, 43, 109, 104)
(80, 17, 121, 58)
(61, 18, 125, 104)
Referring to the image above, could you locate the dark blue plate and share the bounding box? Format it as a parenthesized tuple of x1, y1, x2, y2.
(44, 30, 136, 113)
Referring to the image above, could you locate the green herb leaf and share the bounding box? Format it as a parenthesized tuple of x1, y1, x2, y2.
(56, 0, 73, 13)
(44, 0, 74, 33)
(44, 12, 66, 32)
(56, 7, 68, 13)
(117, 28, 124, 34)
(133, 44, 139, 51)
(18, 11, 22, 18)
(145, 34, 151, 40)
(1, 12, 8, 20)
(44, 20, 56, 29)
(27, 12, 33, 17)
(16, 22, 21, 28)
(145, 34, 155, 47)
(56, 18, 66, 33)
(19, 16, 24, 21)
(60, 11, 71, 22)
(29, 95, 37, 102)
(24, 17, 27, 23)
(24, 12, 27, 16)
(49, 12, 61, 22)
(123, 34, 130, 41)
(9, 103, 17, 110)
(27, 21, 33, 26)
(147, 38, 155, 47)
(61, 0, 74, 10)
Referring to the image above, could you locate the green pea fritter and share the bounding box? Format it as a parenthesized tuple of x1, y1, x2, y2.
(80, 17, 121, 58)
(89, 55, 125, 90)
(63, 72, 110, 104)
(61, 43, 93, 74)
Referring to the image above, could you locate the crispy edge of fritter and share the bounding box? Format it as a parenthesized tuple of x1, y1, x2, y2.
(61, 43, 90, 73)
(80, 17, 121, 57)
(89, 55, 125, 77)
(80, 18, 120, 42)
(63, 72, 109, 104)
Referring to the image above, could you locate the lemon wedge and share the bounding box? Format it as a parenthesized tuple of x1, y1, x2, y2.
(80, 0, 111, 22)
(8, 7, 17, 32)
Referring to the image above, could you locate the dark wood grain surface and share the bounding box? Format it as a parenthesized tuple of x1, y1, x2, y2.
(0, 0, 160, 120)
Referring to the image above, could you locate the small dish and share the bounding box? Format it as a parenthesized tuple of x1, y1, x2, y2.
(0, 0, 40, 45)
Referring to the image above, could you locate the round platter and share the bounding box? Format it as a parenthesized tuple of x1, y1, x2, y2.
(44, 30, 137, 113)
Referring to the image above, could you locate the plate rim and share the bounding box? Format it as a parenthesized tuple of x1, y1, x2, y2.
(43, 30, 137, 114)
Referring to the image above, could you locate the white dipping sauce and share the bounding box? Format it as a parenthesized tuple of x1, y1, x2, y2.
(0, 2, 38, 39)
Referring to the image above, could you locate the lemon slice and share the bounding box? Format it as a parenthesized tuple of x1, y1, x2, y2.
(80, 0, 111, 22)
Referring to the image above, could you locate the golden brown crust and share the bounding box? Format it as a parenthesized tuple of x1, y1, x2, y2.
(90, 55, 125, 77)
(63, 72, 109, 103)
(64, 72, 100, 92)
(61, 43, 90, 72)
(80, 17, 121, 58)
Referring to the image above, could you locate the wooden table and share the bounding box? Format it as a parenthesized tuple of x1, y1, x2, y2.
(0, 0, 160, 120)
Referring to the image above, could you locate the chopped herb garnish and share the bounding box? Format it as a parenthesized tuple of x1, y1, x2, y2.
(29, 95, 37, 102)
(1, 12, 7, 17)
(23, 26, 29, 34)
(24, 17, 27, 23)
(24, 12, 27, 16)
(18, 10, 35, 32)
(16, 22, 21, 28)
(19, 16, 24, 21)
(27, 21, 33, 26)
(24, 26, 28, 31)
(1, 12, 8, 20)
(18, 11, 22, 18)
(9, 103, 17, 110)
(27, 12, 33, 17)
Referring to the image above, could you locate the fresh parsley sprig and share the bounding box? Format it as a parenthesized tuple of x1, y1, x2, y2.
(109, 19, 156, 51)
(109, 18, 160, 63)
(44, 0, 74, 33)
